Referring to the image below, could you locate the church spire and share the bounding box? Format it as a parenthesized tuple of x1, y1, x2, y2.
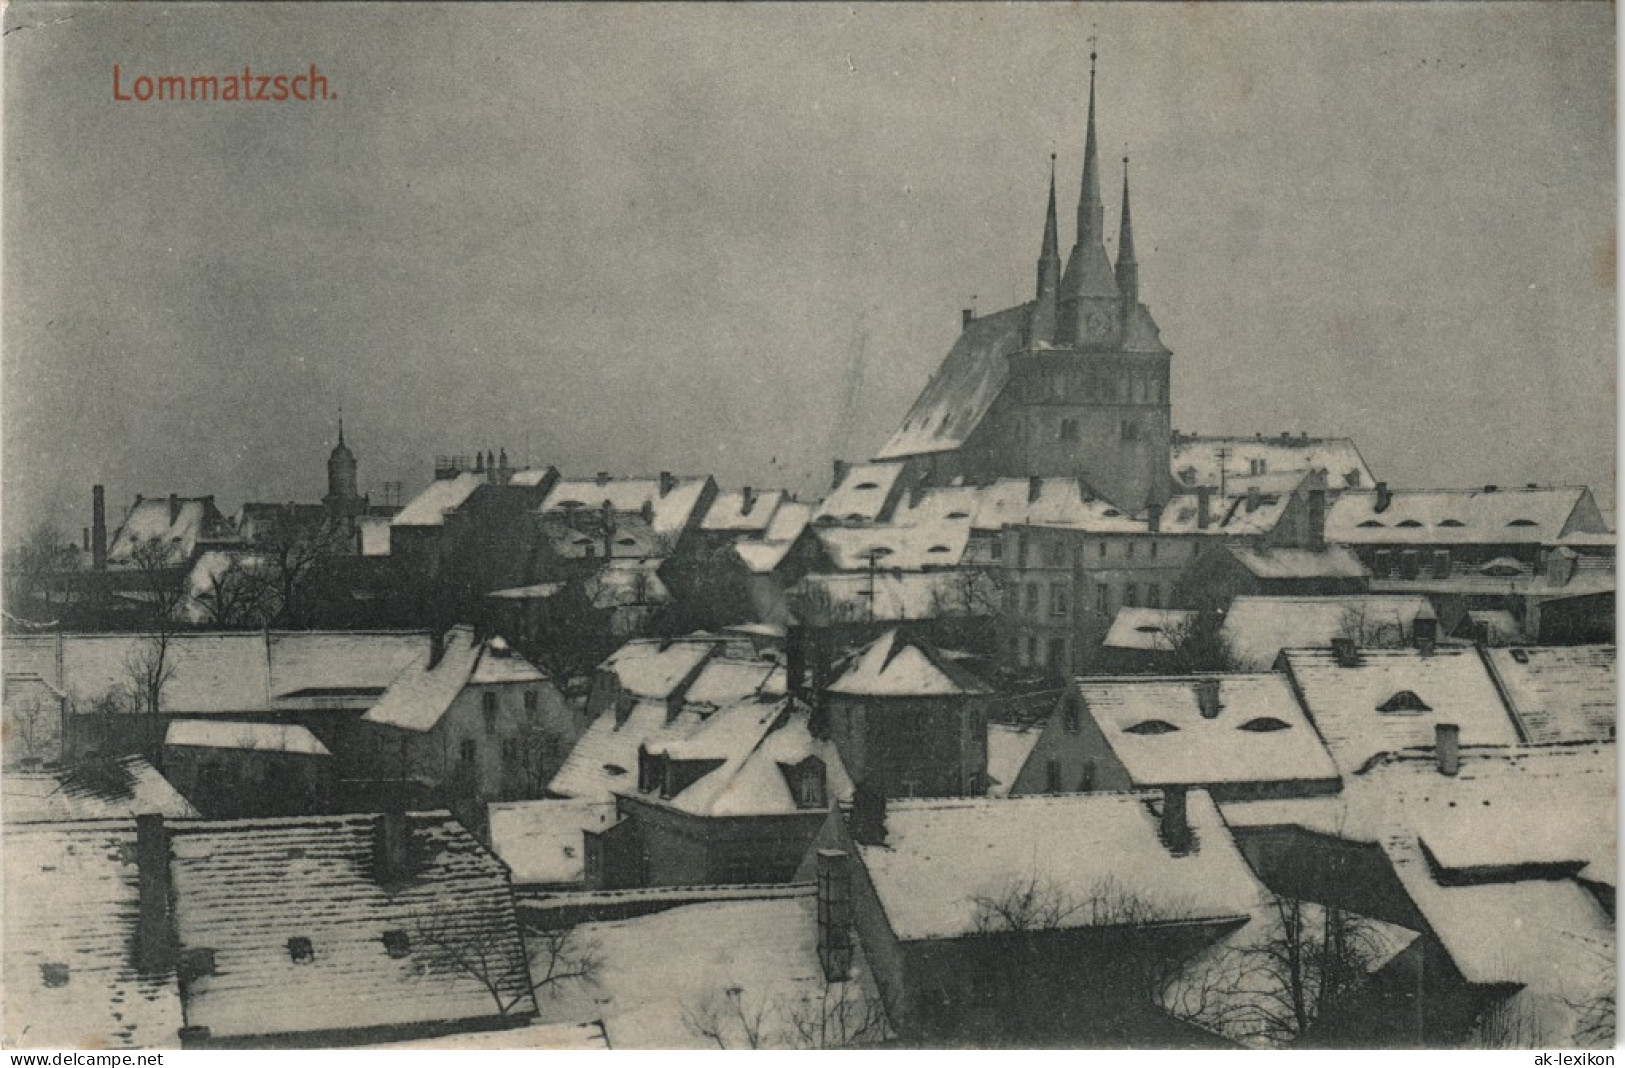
(1077, 49, 1104, 248)
(1116, 156, 1138, 308)
(1031, 154, 1061, 343)
(337, 407, 345, 448)
(1060, 46, 1121, 340)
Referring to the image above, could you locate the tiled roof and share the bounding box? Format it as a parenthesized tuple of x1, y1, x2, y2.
(487, 799, 618, 887)
(391, 474, 485, 528)
(1103, 607, 1196, 652)
(1325, 486, 1602, 546)
(3, 755, 199, 823)
(1219, 595, 1434, 670)
(164, 720, 330, 757)
(1279, 647, 1520, 773)
(701, 489, 787, 533)
(1076, 674, 1339, 788)
(364, 627, 549, 733)
(540, 476, 713, 539)
(813, 463, 907, 525)
(4, 821, 185, 1048)
(1484, 645, 1615, 744)
(858, 792, 1262, 943)
(1170, 437, 1374, 492)
(169, 811, 535, 1040)
(828, 630, 992, 697)
(876, 302, 1033, 461)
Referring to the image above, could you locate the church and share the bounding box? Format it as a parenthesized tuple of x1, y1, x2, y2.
(874, 54, 1172, 515)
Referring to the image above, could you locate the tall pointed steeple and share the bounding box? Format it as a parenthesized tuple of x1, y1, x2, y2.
(1060, 47, 1121, 342)
(1031, 154, 1062, 343)
(1115, 156, 1138, 309)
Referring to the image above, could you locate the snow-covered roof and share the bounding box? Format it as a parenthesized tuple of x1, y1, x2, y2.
(1219, 595, 1434, 670)
(1458, 609, 1523, 645)
(390, 473, 485, 528)
(1279, 647, 1521, 774)
(791, 571, 999, 624)
(1226, 545, 1367, 580)
(3, 755, 199, 824)
(265, 631, 427, 702)
(1170, 436, 1374, 492)
(169, 812, 534, 1040)
(828, 630, 991, 697)
(1484, 645, 1615, 745)
(732, 501, 816, 574)
(364, 626, 550, 732)
(505, 466, 558, 489)
(107, 495, 238, 568)
(165, 720, 330, 757)
(365, 1020, 610, 1050)
(972, 477, 1143, 532)
(815, 520, 973, 571)
(1158, 487, 1296, 538)
(487, 799, 618, 887)
(985, 722, 1041, 798)
(357, 515, 391, 556)
(598, 638, 722, 700)
(1325, 485, 1603, 546)
(858, 792, 1263, 943)
(680, 657, 785, 713)
(4, 821, 185, 1048)
(1075, 675, 1339, 789)
(1103, 607, 1196, 651)
(540, 475, 713, 538)
(876, 302, 1033, 461)
(655, 702, 854, 819)
(701, 488, 787, 533)
(533, 889, 879, 1049)
(814, 462, 907, 525)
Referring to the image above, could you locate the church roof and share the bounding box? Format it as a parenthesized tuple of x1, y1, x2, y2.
(875, 302, 1033, 461)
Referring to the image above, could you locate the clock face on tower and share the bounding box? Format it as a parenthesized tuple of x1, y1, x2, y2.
(1085, 311, 1113, 339)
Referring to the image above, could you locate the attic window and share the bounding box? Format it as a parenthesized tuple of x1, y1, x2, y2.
(1507, 519, 1539, 527)
(1239, 717, 1292, 733)
(1376, 690, 1432, 714)
(40, 963, 69, 988)
(617, 537, 638, 547)
(558, 500, 585, 509)
(1102, 509, 1122, 518)
(946, 511, 970, 520)
(1510, 648, 1530, 664)
(382, 930, 411, 959)
(1357, 520, 1384, 528)
(1123, 719, 1180, 736)
(1134, 624, 1164, 634)
(602, 763, 627, 776)
(1438, 519, 1465, 527)
(928, 545, 951, 554)
(1395, 520, 1423, 528)
(854, 481, 880, 491)
(845, 514, 867, 523)
(287, 937, 315, 964)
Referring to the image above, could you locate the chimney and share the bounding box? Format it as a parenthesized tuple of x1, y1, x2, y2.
(640, 500, 654, 524)
(1147, 499, 1162, 534)
(1546, 547, 1576, 588)
(1246, 485, 1261, 513)
(1435, 723, 1460, 777)
(596, 471, 611, 487)
(1413, 604, 1439, 654)
(849, 782, 887, 846)
(136, 815, 175, 973)
(475, 452, 486, 474)
(92, 485, 107, 571)
(1195, 678, 1222, 719)
(832, 460, 849, 489)
(1483, 485, 1499, 494)
(658, 471, 676, 497)
(962, 307, 974, 330)
(786, 624, 807, 698)
(82, 527, 90, 552)
(1330, 637, 1359, 668)
(601, 501, 616, 559)
(486, 451, 498, 485)
(741, 487, 756, 515)
(1028, 476, 1042, 504)
(815, 849, 855, 982)
(1374, 482, 1392, 514)
(428, 629, 446, 670)
(1196, 486, 1212, 530)
(374, 810, 414, 884)
(1306, 488, 1326, 550)
(168, 494, 181, 525)
(1159, 786, 1193, 855)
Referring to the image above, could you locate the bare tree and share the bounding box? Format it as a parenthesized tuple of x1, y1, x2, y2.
(1158, 607, 1240, 674)
(682, 984, 773, 1049)
(124, 535, 190, 627)
(1336, 604, 1411, 650)
(4, 521, 78, 619)
(5, 693, 58, 766)
(124, 630, 177, 717)
(413, 916, 602, 1019)
(681, 977, 890, 1050)
(194, 555, 275, 628)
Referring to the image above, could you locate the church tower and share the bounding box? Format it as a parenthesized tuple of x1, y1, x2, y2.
(323, 413, 366, 530)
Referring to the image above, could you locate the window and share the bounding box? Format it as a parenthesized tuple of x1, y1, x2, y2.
(1096, 584, 1109, 614)
(40, 963, 69, 988)
(1146, 584, 1162, 608)
(1125, 541, 1136, 559)
(1239, 717, 1292, 733)
(382, 930, 411, 959)
(1047, 636, 1065, 671)
(1377, 690, 1432, 714)
(287, 937, 315, 964)
(795, 760, 826, 809)
(460, 739, 477, 764)
(1431, 550, 1451, 579)
(1063, 697, 1082, 733)
(1059, 418, 1079, 442)
(990, 539, 1003, 561)
(1124, 719, 1180, 735)
(1046, 759, 1062, 794)
(1024, 634, 1038, 666)
(1016, 533, 1029, 568)
(1123, 584, 1139, 608)
(1098, 541, 1108, 559)
(1149, 540, 1158, 559)
(1047, 541, 1066, 567)
(1050, 584, 1069, 618)
(1120, 419, 1139, 442)
(1373, 550, 1393, 577)
(524, 690, 539, 713)
(1004, 585, 1019, 613)
(1025, 584, 1039, 614)
(483, 707, 498, 735)
(482, 691, 497, 714)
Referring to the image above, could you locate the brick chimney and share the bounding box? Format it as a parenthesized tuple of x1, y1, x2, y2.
(92, 485, 108, 571)
(1375, 482, 1392, 514)
(1306, 488, 1326, 550)
(815, 849, 855, 982)
(374, 810, 414, 884)
(1435, 723, 1460, 777)
(1159, 786, 1193, 855)
(1414, 604, 1438, 655)
(1546, 547, 1576, 588)
(1028, 476, 1042, 504)
(1246, 485, 1261, 513)
(741, 487, 756, 515)
(136, 815, 175, 973)
(600, 500, 616, 559)
(658, 471, 676, 497)
(831, 460, 849, 489)
(1195, 678, 1222, 719)
(962, 307, 975, 330)
(596, 471, 610, 487)
(1147, 500, 1162, 534)
(1330, 637, 1359, 668)
(428, 629, 446, 670)
(168, 494, 181, 526)
(1196, 486, 1212, 530)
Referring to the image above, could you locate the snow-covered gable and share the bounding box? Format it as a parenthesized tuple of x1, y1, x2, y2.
(541, 475, 713, 539)
(986, 722, 1042, 798)
(357, 515, 392, 556)
(488, 798, 618, 887)
(702, 488, 787, 533)
(827, 630, 991, 697)
(390, 473, 485, 528)
(973, 477, 1143, 532)
(107, 495, 239, 568)
(165, 720, 330, 757)
(1103, 607, 1196, 652)
(1325, 485, 1605, 546)
(814, 463, 907, 525)
(1074, 675, 1339, 789)
(1484, 645, 1616, 744)
(815, 520, 973, 571)
(4, 821, 185, 1048)
(1220, 596, 1433, 670)
(652, 700, 854, 818)
(858, 792, 1261, 943)
(363, 627, 548, 733)
(4, 755, 199, 823)
(599, 638, 721, 701)
(168, 812, 535, 1040)
(1171, 436, 1374, 492)
(1279, 647, 1520, 774)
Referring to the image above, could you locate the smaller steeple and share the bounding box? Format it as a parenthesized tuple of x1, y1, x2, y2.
(1116, 156, 1139, 309)
(1031, 154, 1062, 344)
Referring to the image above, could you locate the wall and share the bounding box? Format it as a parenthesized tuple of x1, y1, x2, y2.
(162, 743, 331, 818)
(828, 693, 986, 798)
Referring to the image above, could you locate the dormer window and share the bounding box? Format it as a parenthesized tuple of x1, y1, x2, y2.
(1376, 690, 1432, 714)
(1124, 719, 1179, 736)
(382, 930, 411, 959)
(1507, 519, 1539, 528)
(1358, 520, 1385, 528)
(1239, 717, 1292, 733)
(40, 963, 69, 988)
(288, 937, 315, 964)
(1396, 520, 1423, 528)
(1438, 519, 1465, 527)
(793, 757, 827, 809)
(854, 482, 879, 491)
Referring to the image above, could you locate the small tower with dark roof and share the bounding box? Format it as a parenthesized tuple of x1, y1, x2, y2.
(323, 411, 365, 528)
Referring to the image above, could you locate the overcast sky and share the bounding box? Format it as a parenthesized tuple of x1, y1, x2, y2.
(3, 2, 1615, 543)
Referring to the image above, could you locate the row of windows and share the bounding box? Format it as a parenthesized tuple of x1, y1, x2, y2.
(1013, 534, 1196, 569)
(1025, 368, 1168, 406)
(1012, 581, 1163, 617)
